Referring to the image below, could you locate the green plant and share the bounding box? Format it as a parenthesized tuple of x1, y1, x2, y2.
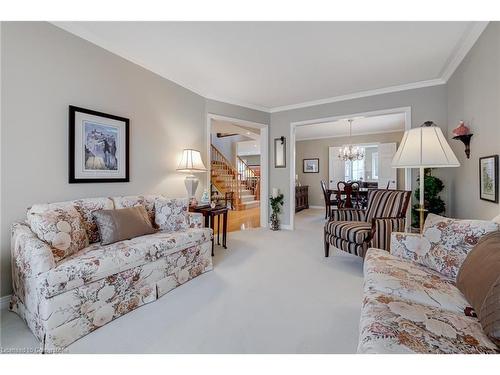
(269, 193, 284, 220)
(412, 168, 445, 227)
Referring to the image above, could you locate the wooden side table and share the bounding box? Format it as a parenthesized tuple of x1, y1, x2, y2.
(190, 205, 228, 256)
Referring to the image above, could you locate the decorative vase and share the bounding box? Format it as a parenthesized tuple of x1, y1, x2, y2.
(200, 190, 210, 205)
(270, 213, 280, 231)
(452, 121, 470, 136)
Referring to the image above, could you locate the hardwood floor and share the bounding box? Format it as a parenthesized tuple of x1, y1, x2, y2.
(213, 206, 260, 234)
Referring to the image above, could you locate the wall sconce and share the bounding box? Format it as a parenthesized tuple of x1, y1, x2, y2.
(452, 121, 473, 159)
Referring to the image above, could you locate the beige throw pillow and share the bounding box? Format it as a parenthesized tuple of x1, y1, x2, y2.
(93, 206, 156, 246)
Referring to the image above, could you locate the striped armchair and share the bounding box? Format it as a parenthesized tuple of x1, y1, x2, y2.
(324, 189, 411, 258)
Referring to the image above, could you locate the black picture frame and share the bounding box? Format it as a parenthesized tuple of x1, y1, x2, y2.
(303, 158, 319, 173)
(479, 155, 498, 203)
(274, 136, 286, 168)
(69, 105, 130, 183)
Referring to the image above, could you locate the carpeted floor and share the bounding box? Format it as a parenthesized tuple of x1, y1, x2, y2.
(0, 208, 364, 353)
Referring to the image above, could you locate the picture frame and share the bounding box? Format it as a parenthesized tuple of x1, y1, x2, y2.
(274, 136, 286, 168)
(303, 158, 319, 173)
(69, 105, 129, 183)
(479, 155, 498, 203)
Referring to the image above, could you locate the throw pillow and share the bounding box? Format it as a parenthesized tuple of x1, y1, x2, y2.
(420, 214, 498, 280)
(154, 197, 189, 232)
(93, 206, 156, 246)
(30, 206, 89, 262)
(479, 275, 500, 346)
(457, 231, 500, 311)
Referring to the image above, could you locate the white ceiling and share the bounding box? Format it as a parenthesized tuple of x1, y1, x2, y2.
(54, 21, 487, 112)
(295, 113, 405, 141)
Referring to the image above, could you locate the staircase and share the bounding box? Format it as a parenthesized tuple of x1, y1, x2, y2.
(211, 145, 260, 210)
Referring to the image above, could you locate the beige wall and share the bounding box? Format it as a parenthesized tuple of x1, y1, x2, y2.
(295, 132, 405, 207)
(447, 22, 500, 220)
(0, 22, 269, 297)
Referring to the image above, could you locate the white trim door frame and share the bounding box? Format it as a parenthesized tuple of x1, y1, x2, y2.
(289, 106, 412, 230)
(206, 113, 269, 228)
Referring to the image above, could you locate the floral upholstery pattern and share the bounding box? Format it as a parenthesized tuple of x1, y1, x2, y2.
(11, 241, 212, 350)
(11, 194, 214, 350)
(358, 290, 499, 354)
(154, 198, 189, 232)
(28, 197, 114, 243)
(391, 214, 498, 280)
(38, 228, 211, 298)
(30, 206, 89, 262)
(111, 194, 163, 227)
(364, 248, 469, 314)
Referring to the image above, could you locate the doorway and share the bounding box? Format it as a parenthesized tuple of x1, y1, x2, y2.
(206, 114, 269, 230)
(290, 107, 412, 230)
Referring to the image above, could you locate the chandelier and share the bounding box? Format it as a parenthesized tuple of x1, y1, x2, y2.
(338, 119, 365, 161)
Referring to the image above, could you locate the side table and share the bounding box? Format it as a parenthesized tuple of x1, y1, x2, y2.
(189, 205, 228, 256)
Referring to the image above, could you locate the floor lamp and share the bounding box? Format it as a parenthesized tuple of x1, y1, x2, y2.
(392, 121, 460, 233)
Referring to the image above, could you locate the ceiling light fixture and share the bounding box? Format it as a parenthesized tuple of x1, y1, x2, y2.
(338, 119, 365, 161)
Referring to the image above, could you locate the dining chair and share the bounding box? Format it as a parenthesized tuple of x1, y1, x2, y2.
(320, 180, 337, 219)
(336, 181, 361, 209)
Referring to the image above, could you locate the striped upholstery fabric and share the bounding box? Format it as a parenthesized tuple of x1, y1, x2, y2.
(326, 221, 372, 244)
(331, 208, 366, 222)
(365, 190, 409, 222)
(325, 189, 411, 257)
(371, 218, 406, 250)
(326, 235, 369, 257)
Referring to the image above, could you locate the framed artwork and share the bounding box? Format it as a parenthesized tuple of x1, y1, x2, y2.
(303, 158, 319, 173)
(69, 105, 129, 183)
(274, 136, 286, 168)
(479, 155, 498, 203)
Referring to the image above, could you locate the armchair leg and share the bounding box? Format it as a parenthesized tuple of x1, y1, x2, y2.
(324, 231, 330, 257)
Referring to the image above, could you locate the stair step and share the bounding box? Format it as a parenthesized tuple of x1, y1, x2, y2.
(240, 194, 255, 203)
(238, 200, 260, 210)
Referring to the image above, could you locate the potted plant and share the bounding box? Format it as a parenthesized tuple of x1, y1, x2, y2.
(412, 168, 446, 228)
(269, 193, 284, 231)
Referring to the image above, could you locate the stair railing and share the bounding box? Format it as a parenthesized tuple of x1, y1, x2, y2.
(236, 156, 260, 200)
(211, 144, 241, 205)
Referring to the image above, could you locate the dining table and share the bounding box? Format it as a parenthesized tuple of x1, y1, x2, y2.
(329, 187, 369, 209)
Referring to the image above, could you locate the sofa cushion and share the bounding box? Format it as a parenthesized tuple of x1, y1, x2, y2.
(364, 248, 469, 314)
(28, 197, 115, 243)
(37, 227, 211, 298)
(155, 198, 189, 232)
(111, 194, 163, 228)
(326, 221, 372, 244)
(30, 206, 89, 262)
(93, 206, 156, 245)
(412, 214, 498, 280)
(358, 290, 499, 354)
(457, 231, 500, 315)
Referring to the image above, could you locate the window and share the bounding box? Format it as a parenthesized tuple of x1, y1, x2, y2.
(372, 152, 379, 179)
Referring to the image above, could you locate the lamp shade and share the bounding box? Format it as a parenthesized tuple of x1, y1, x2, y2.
(176, 149, 207, 173)
(392, 122, 460, 168)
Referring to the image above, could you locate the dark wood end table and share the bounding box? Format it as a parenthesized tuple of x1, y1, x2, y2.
(189, 205, 228, 256)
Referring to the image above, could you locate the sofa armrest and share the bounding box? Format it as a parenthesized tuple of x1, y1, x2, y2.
(390, 231, 429, 261)
(187, 212, 205, 229)
(330, 208, 366, 222)
(11, 222, 55, 279)
(370, 217, 406, 251)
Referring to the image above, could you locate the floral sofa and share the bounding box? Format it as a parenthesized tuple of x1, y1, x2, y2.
(10, 195, 213, 351)
(357, 214, 500, 354)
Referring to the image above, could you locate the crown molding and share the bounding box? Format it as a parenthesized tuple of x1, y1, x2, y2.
(52, 21, 488, 115)
(269, 78, 445, 113)
(440, 21, 489, 82)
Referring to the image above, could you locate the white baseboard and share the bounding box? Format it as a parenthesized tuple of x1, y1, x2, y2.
(1, 295, 11, 310)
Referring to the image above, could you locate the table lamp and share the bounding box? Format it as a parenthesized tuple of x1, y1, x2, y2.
(176, 149, 207, 207)
(392, 121, 460, 232)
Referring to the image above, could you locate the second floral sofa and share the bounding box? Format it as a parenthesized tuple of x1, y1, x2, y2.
(357, 214, 500, 354)
(10, 195, 213, 351)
